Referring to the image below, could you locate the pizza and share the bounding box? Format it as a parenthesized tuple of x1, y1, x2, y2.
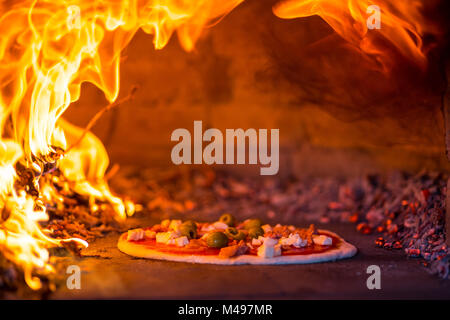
(117, 214, 357, 265)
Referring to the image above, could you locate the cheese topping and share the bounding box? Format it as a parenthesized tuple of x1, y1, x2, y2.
(257, 243, 274, 258)
(156, 231, 180, 245)
(175, 236, 189, 247)
(262, 237, 278, 246)
(201, 221, 228, 232)
(313, 235, 333, 246)
(252, 238, 262, 246)
(279, 233, 307, 248)
(257, 240, 282, 258)
(169, 219, 182, 231)
(127, 228, 145, 241)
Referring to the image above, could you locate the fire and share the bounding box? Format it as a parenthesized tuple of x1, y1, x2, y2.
(0, 140, 88, 289)
(273, 0, 432, 71)
(0, 0, 433, 291)
(0, 0, 243, 290)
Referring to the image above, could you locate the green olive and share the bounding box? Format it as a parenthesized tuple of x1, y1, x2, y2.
(182, 220, 197, 230)
(244, 219, 262, 230)
(206, 232, 229, 248)
(219, 213, 236, 227)
(178, 223, 197, 240)
(248, 226, 264, 239)
(225, 227, 246, 241)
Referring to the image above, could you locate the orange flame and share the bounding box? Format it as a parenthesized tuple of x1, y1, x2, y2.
(0, 140, 88, 289)
(0, 0, 243, 289)
(273, 0, 431, 71)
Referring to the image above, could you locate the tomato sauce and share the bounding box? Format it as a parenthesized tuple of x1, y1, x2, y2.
(281, 233, 340, 256)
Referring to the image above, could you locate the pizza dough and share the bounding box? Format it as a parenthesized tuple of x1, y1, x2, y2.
(118, 229, 357, 265)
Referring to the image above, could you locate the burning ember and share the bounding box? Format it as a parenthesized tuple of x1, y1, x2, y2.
(324, 172, 449, 279)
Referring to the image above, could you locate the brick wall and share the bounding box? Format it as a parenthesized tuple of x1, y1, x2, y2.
(64, 0, 449, 178)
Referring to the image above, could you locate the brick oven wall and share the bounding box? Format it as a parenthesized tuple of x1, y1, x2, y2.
(64, 0, 449, 178)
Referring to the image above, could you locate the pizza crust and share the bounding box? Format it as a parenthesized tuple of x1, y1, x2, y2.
(117, 229, 357, 265)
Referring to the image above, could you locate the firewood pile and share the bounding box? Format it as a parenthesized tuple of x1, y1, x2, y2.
(43, 170, 123, 241)
(0, 166, 129, 298)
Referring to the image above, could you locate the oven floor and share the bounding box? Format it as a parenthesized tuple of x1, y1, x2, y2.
(51, 216, 450, 300)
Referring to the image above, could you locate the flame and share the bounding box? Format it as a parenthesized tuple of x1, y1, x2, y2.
(58, 118, 129, 219)
(0, 140, 87, 289)
(0, 0, 436, 291)
(0, 0, 243, 289)
(273, 0, 431, 70)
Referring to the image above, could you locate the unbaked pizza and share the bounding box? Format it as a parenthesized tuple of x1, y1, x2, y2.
(118, 214, 357, 265)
